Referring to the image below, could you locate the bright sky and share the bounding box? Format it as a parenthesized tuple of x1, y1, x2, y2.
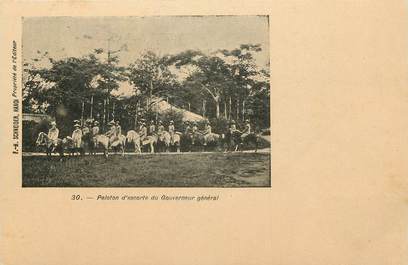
(23, 16, 270, 68)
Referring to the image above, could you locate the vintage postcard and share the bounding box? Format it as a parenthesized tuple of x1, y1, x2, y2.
(21, 16, 271, 187)
(1, 1, 408, 265)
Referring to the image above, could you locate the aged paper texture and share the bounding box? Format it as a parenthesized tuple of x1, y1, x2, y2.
(1, 1, 408, 265)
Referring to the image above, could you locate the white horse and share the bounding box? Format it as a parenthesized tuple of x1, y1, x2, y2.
(126, 130, 141, 154)
(93, 134, 126, 157)
(36, 132, 63, 156)
(126, 130, 156, 153)
(158, 131, 181, 152)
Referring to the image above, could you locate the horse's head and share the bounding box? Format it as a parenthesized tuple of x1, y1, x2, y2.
(36, 132, 47, 147)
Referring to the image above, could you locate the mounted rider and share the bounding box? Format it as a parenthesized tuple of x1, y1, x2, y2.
(191, 121, 199, 144)
(229, 120, 240, 134)
(92, 120, 100, 136)
(115, 120, 122, 136)
(72, 121, 83, 149)
(241, 119, 251, 140)
(105, 120, 118, 147)
(203, 120, 212, 146)
(82, 119, 92, 135)
(157, 120, 165, 136)
(47, 121, 59, 150)
(168, 120, 175, 144)
(184, 121, 192, 136)
(138, 120, 148, 143)
(149, 120, 156, 136)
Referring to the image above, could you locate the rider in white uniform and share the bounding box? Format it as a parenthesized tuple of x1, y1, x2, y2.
(157, 120, 165, 136)
(184, 121, 192, 136)
(72, 123, 83, 148)
(139, 121, 148, 143)
(149, 120, 156, 136)
(241, 119, 251, 140)
(115, 120, 122, 137)
(168, 120, 175, 144)
(191, 122, 198, 144)
(229, 120, 239, 134)
(92, 121, 100, 136)
(105, 121, 117, 146)
(203, 121, 212, 146)
(47, 121, 59, 149)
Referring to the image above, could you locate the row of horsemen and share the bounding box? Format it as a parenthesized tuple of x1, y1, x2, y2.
(38, 118, 256, 157)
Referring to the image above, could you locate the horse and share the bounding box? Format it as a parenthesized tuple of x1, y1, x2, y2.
(225, 130, 259, 152)
(191, 132, 220, 152)
(157, 131, 181, 152)
(127, 130, 157, 153)
(180, 133, 193, 152)
(93, 134, 126, 157)
(81, 131, 95, 155)
(125, 130, 141, 154)
(35, 132, 64, 157)
(61, 136, 85, 156)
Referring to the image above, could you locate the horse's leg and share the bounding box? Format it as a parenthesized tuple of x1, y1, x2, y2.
(150, 142, 154, 153)
(177, 142, 180, 153)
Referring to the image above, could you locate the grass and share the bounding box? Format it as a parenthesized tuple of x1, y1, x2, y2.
(22, 152, 271, 187)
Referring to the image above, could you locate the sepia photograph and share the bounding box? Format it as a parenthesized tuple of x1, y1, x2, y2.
(22, 16, 271, 187)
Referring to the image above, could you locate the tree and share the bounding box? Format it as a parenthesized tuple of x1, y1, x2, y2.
(127, 51, 177, 111)
(23, 50, 125, 136)
(168, 50, 234, 118)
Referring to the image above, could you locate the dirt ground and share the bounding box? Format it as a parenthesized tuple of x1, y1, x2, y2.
(22, 152, 271, 187)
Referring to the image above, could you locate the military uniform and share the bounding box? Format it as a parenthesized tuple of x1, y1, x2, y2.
(149, 123, 156, 135)
(47, 123, 59, 148)
(115, 122, 122, 136)
(72, 125, 83, 148)
(184, 123, 192, 136)
(92, 125, 100, 136)
(241, 121, 251, 140)
(191, 123, 198, 144)
(229, 121, 239, 134)
(82, 126, 90, 135)
(168, 121, 175, 144)
(139, 123, 148, 141)
(203, 123, 212, 145)
(157, 123, 165, 136)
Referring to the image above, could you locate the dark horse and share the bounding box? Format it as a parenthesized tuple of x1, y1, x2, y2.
(224, 130, 259, 152)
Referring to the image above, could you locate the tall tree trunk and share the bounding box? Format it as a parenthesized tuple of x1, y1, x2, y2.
(149, 80, 153, 110)
(90, 95, 94, 119)
(229, 97, 232, 120)
(107, 97, 110, 122)
(224, 100, 227, 119)
(135, 101, 139, 129)
(81, 101, 85, 126)
(103, 99, 106, 130)
(236, 98, 239, 121)
(215, 100, 220, 118)
(112, 101, 115, 121)
(242, 99, 246, 121)
(202, 99, 206, 118)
